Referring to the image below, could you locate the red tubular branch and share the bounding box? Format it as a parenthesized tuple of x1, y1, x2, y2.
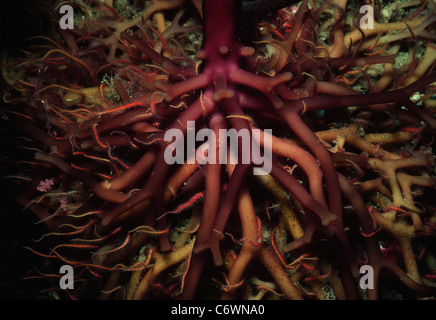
(180, 112, 226, 298)
(280, 110, 343, 217)
(253, 126, 327, 207)
(268, 161, 337, 226)
(338, 174, 436, 299)
(34, 152, 127, 203)
(194, 162, 252, 266)
(100, 96, 209, 226)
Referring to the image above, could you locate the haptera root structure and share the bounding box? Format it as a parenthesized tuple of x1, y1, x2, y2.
(1, 0, 436, 300)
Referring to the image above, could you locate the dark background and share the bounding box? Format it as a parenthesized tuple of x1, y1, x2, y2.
(0, 0, 50, 299)
(0, 0, 50, 51)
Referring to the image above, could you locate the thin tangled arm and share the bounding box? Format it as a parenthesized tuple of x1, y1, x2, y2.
(0, 0, 436, 300)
